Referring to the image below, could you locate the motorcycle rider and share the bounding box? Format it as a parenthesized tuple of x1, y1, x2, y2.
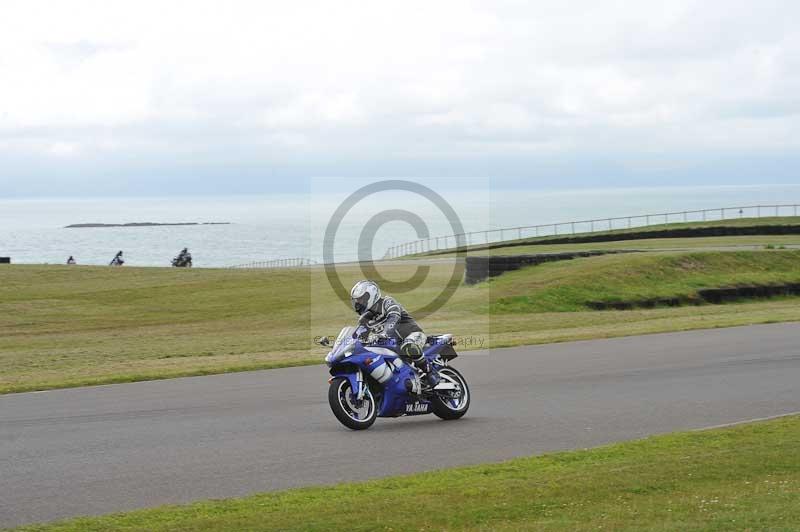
(350, 280, 436, 389)
(110, 250, 124, 266)
(174, 247, 191, 266)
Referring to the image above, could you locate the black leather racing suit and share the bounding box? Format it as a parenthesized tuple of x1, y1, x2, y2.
(362, 296, 423, 343)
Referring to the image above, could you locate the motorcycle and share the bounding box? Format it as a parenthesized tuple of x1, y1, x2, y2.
(322, 323, 470, 430)
(171, 254, 193, 268)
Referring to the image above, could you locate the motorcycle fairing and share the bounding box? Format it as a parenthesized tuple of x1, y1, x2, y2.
(329, 349, 432, 417)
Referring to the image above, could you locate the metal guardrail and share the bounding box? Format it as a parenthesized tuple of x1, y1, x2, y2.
(229, 258, 317, 269)
(383, 204, 800, 259)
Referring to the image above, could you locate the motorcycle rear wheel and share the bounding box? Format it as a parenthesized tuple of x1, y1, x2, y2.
(431, 367, 470, 420)
(328, 377, 377, 430)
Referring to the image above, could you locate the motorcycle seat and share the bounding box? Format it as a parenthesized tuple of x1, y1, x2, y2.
(426, 334, 453, 345)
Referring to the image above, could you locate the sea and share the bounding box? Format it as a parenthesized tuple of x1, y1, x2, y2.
(1, 184, 798, 267)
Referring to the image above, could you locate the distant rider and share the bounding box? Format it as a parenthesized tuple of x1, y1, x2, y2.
(350, 280, 436, 389)
(174, 247, 192, 266)
(66, 256, 76, 265)
(110, 251, 124, 266)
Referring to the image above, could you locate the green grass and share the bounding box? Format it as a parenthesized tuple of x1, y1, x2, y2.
(14, 414, 800, 531)
(3, 249, 800, 394)
(483, 250, 800, 313)
(438, 234, 800, 256)
(416, 216, 800, 257)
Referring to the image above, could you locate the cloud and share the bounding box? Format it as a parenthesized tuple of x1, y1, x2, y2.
(0, 0, 799, 195)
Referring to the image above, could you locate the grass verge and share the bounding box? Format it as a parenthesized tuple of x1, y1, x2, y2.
(2, 250, 800, 393)
(430, 234, 800, 257)
(13, 414, 800, 531)
(483, 250, 800, 312)
(412, 216, 800, 257)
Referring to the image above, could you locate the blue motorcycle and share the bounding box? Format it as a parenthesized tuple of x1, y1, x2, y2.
(322, 324, 470, 430)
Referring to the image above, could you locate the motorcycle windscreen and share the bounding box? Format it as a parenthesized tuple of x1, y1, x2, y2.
(325, 326, 357, 365)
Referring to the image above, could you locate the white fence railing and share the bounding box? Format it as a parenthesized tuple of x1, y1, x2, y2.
(383, 204, 800, 259)
(229, 258, 317, 269)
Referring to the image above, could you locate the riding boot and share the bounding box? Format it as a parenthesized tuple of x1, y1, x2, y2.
(404, 374, 422, 395)
(416, 359, 439, 389)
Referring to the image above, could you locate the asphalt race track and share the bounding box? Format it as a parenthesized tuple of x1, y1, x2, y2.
(2, 323, 800, 527)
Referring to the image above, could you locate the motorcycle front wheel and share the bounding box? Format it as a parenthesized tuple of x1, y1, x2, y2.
(431, 367, 470, 420)
(328, 377, 377, 430)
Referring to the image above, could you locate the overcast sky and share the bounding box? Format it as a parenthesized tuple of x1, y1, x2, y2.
(1, 0, 799, 197)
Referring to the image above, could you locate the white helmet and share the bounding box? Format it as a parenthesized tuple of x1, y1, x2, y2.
(350, 280, 381, 314)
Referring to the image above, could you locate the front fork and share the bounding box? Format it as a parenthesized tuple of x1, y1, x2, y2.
(330, 369, 366, 401)
(355, 369, 366, 400)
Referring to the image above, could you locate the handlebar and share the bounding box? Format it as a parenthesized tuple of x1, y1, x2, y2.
(352, 324, 369, 341)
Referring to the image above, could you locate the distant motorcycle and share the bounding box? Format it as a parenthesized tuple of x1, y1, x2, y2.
(321, 322, 470, 430)
(109, 252, 125, 266)
(171, 254, 192, 268)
